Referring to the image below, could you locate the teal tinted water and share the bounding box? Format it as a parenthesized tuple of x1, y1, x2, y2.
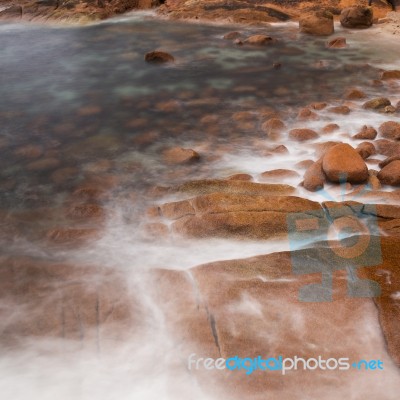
(0, 16, 395, 209)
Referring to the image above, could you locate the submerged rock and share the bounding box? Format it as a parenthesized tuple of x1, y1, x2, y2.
(243, 34, 274, 45)
(326, 37, 347, 49)
(145, 51, 175, 63)
(289, 128, 319, 142)
(162, 147, 200, 164)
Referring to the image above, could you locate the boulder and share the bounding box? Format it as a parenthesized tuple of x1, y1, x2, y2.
(356, 142, 376, 160)
(299, 11, 334, 36)
(378, 160, 400, 186)
(353, 125, 377, 140)
(145, 51, 174, 63)
(379, 121, 400, 140)
(340, 6, 373, 29)
(375, 139, 400, 157)
(289, 128, 319, 142)
(322, 143, 369, 183)
(303, 159, 325, 191)
(363, 97, 391, 110)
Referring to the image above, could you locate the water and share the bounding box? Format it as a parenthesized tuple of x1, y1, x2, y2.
(0, 13, 400, 400)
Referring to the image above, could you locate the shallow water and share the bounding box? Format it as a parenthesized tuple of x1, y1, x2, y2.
(1, 13, 400, 400)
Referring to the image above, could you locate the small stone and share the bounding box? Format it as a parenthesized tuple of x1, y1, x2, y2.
(145, 51, 174, 64)
(289, 128, 319, 142)
(326, 37, 347, 48)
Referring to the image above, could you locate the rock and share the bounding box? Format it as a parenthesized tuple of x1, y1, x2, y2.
(375, 139, 400, 157)
(289, 128, 319, 142)
(243, 35, 274, 45)
(46, 227, 101, 245)
(380, 156, 400, 168)
(297, 108, 319, 120)
(380, 70, 400, 80)
(261, 118, 285, 137)
(66, 203, 106, 220)
(260, 169, 299, 181)
(353, 125, 377, 140)
(295, 159, 314, 170)
(310, 102, 327, 110)
(299, 11, 334, 36)
(356, 142, 376, 160)
(160, 193, 321, 239)
(383, 105, 396, 114)
(378, 160, 400, 186)
(223, 31, 241, 40)
(322, 143, 369, 183)
(303, 159, 325, 191)
(167, 179, 295, 197)
(0, 5, 22, 19)
(226, 173, 253, 181)
(368, 173, 381, 190)
(271, 144, 289, 154)
(379, 121, 400, 140)
(326, 37, 347, 48)
(162, 147, 200, 164)
(363, 97, 391, 110)
(340, 6, 373, 29)
(313, 141, 342, 158)
(322, 123, 340, 133)
(345, 88, 367, 100)
(0, 257, 135, 347)
(145, 51, 174, 63)
(328, 105, 351, 115)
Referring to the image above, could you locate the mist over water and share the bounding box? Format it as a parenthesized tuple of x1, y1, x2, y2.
(1, 12, 400, 400)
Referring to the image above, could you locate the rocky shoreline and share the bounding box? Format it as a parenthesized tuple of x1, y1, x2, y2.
(0, 0, 398, 25)
(1, 3, 400, 399)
